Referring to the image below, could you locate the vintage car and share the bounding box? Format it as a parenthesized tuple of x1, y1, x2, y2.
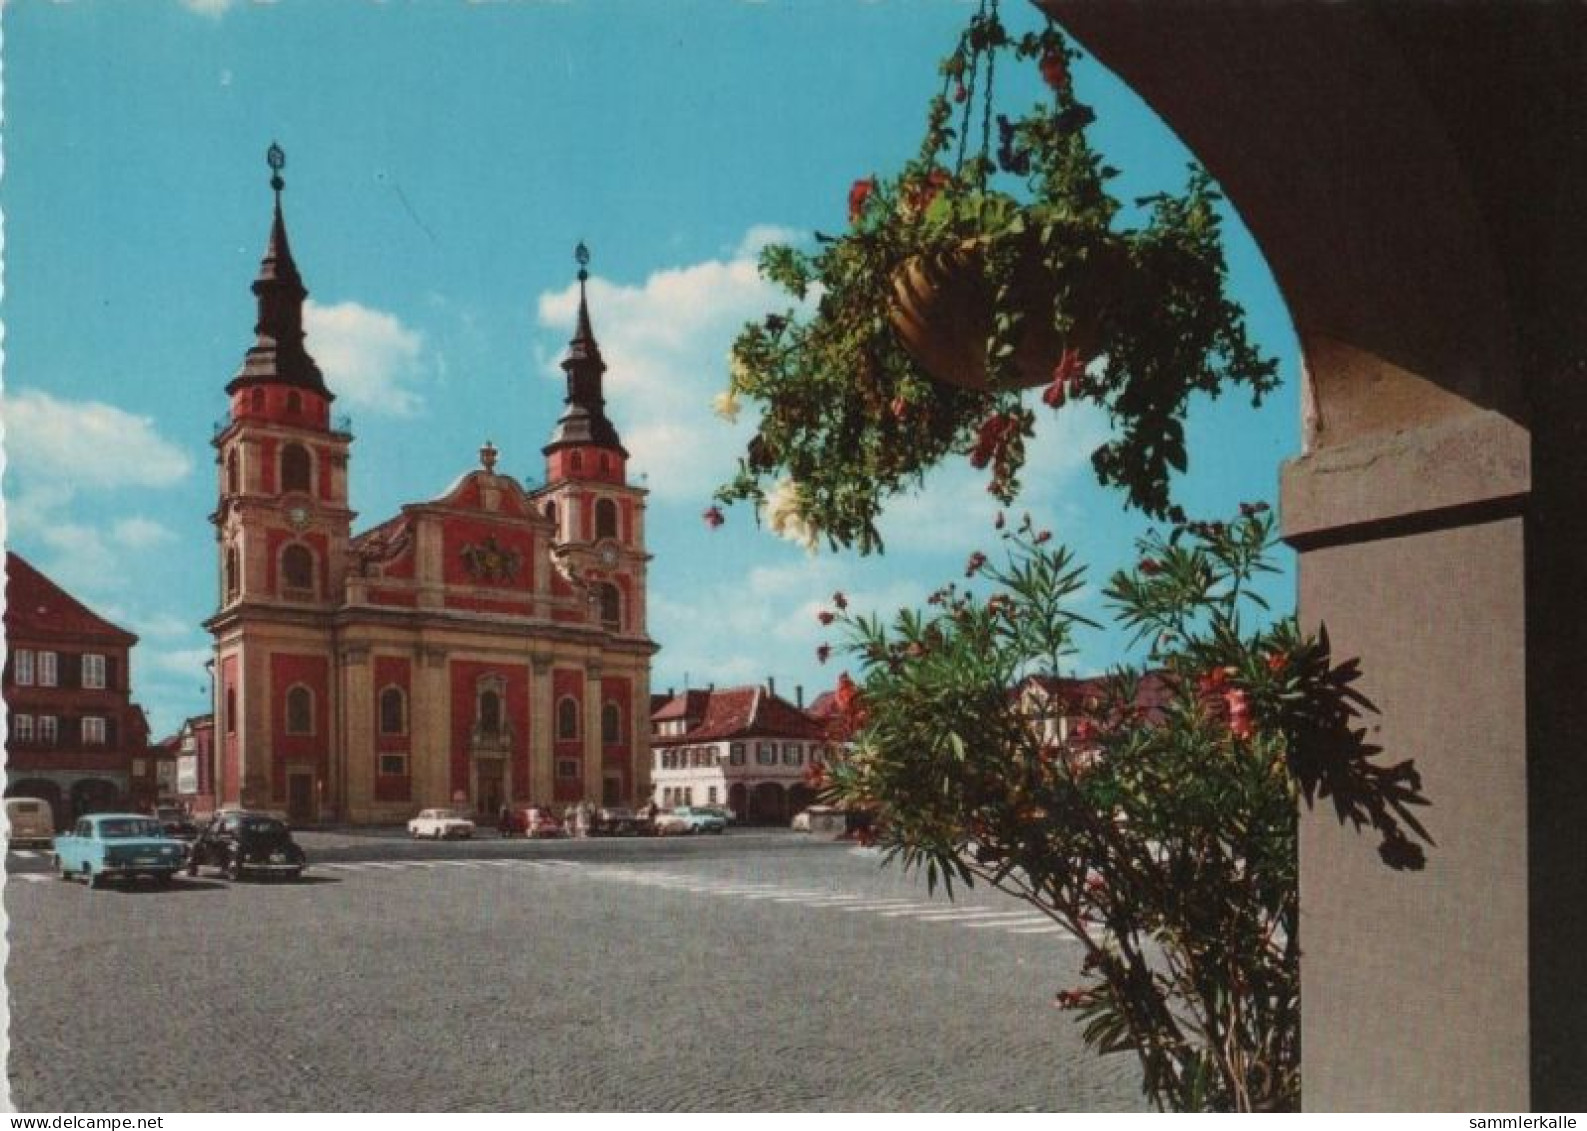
(187, 811, 307, 881)
(408, 808, 477, 839)
(155, 805, 200, 841)
(654, 806, 728, 836)
(53, 813, 187, 887)
(5, 796, 56, 849)
(791, 805, 847, 834)
(592, 807, 646, 837)
(519, 807, 565, 839)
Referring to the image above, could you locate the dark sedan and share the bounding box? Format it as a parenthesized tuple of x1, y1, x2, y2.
(186, 811, 307, 881)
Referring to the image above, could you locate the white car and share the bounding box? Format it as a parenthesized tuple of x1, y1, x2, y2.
(407, 808, 476, 840)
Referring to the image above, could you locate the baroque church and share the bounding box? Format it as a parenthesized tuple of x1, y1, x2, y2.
(207, 151, 656, 825)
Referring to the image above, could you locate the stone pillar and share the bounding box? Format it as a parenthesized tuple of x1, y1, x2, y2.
(530, 654, 554, 805)
(632, 664, 653, 807)
(583, 662, 602, 804)
(416, 646, 450, 808)
(339, 645, 372, 820)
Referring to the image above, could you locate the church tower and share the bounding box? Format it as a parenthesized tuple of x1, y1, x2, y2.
(207, 145, 351, 817)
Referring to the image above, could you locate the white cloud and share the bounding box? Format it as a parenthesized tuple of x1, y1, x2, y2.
(304, 300, 426, 416)
(536, 238, 802, 501)
(113, 517, 176, 550)
(1, 389, 193, 489)
(181, 0, 234, 15)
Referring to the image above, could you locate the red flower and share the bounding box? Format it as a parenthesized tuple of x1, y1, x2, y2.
(848, 177, 876, 224)
(1071, 718, 1097, 744)
(1197, 666, 1232, 696)
(832, 590, 849, 610)
(1054, 989, 1086, 1010)
(803, 761, 828, 789)
(953, 81, 968, 104)
(1039, 49, 1070, 93)
(702, 506, 725, 530)
(1265, 651, 1288, 674)
(1239, 501, 1271, 517)
(816, 644, 832, 665)
(1041, 347, 1086, 409)
(969, 412, 1016, 469)
(1033, 530, 1052, 545)
(1225, 689, 1253, 740)
(965, 551, 988, 577)
(817, 610, 835, 626)
(889, 395, 909, 420)
(1138, 557, 1162, 576)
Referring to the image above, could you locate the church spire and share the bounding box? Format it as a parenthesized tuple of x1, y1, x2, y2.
(227, 143, 330, 399)
(544, 242, 625, 457)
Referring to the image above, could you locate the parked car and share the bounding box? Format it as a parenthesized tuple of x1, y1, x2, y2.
(654, 806, 728, 836)
(519, 807, 565, 839)
(593, 807, 645, 836)
(53, 813, 187, 887)
(407, 808, 476, 840)
(155, 805, 200, 841)
(4, 797, 56, 849)
(791, 805, 846, 833)
(187, 811, 307, 881)
(692, 805, 735, 827)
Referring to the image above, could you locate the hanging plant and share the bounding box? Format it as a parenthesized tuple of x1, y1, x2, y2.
(715, 3, 1279, 553)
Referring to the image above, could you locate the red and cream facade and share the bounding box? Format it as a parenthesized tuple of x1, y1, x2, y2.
(206, 165, 654, 825)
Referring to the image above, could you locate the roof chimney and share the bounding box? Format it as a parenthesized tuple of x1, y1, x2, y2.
(767, 676, 777, 698)
(796, 684, 804, 708)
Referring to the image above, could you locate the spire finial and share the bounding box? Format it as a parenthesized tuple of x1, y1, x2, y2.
(267, 142, 286, 196)
(575, 240, 590, 284)
(479, 439, 498, 473)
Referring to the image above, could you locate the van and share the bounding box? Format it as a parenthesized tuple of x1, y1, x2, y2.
(4, 797, 56, 848)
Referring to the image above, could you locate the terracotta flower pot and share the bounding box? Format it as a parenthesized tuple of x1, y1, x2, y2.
(888, 238, 1102, 391)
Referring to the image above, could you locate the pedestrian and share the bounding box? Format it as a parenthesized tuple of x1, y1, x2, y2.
(498, 803, 512, 838)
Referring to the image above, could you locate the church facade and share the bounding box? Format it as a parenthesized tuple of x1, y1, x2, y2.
(206, 153, 656, 825)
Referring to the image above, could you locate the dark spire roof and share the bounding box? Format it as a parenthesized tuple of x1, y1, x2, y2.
(545, 242, 626, 456)
(226, 143, 331, 399)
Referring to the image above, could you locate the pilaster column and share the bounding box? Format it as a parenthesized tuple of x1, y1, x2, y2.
(416, 646, 450, 807)
(530, 654, 554, 805)
(340, 645, 372, 819)
(583, 662, 603, 804)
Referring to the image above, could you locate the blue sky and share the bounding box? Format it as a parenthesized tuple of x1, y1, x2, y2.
(1, 0, 1298, 739)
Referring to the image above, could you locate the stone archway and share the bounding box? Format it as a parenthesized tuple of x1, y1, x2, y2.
(69, 778, 121, 819)
(749, 782, 786, 825)
(1040, 4, 1587, 1108)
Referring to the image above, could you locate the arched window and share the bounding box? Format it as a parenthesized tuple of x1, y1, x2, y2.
(225, 546, 240, 600)
(599, 453, 611, 474)
(285, 686, 313, 735)
(250, 388, 265, 414)
(226, 451, 239, 496)
(544, 501, 557, 527)
(281, 443, 311, 493)
(557, 696, 579, 740)
(479, 689, 502, 735)
(282, 544, 314, 592)
(602, 701, 622, 745)
(379, 686, 406, 735)
(286, 391, 302, 416)
(595, 498, 619, 540)
(570, 451, 583, 473)
(225, 687, 237, 734)
(598, 583, 621, 631)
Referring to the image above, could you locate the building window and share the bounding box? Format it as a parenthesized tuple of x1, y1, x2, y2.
(597, 584, 621, 631)
(82, 716, 107, 746)
(557, 758, 579, 779)
(544, 500, 558, 529)
(13, 714, 33, 743)
(379, 686, 406, 735)
(227, 451, 240, 495)
(730, 742, 745, 766)
(378, 753, 407, 776)
(708, 786, 718, 805)
(82, 653, 107, 690)
(226, 687, 237, 734)
(282, 544, 314, 592)
(38, 716, 58, 746)
(13, 649, 34, 687)
(226, 546, 241, 601)
(595, 498, 618, 540)
(479, 689, 502, 735)
(811, 746, 826, 766)
(557, 696, 579, 741)
(286, 391, 303, 416)
(281, 443, 312, 493)
(285, 685, 314, 735)
(757, 742, 775, 766)
(602, 701, 622, 745)
(571, 451, 583, 473)
(38, 652, 58, 688)
(783, 743, 802, 765)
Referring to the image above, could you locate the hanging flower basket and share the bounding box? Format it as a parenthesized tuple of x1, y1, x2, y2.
(714, 2, 1279, 553)
(889, 236, 1109, 391)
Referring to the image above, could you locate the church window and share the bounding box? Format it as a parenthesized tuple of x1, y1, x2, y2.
(379, 686, 407, 736)
(602, 701, 622, 745)
(557, 696, 579, 740)
(479, 689, 503, 735)
(544, 501, 557, 528)
(595, 498, 619, 540)
(285, 686, 314, 735)
(225, 547, 240, 601)
(598, 583, 621, 631)
(557, 758, 579, 779)
(225, 687, 237, 734)
(379, 754, 407, 776)
(227, 451, 239, 495)
(286, 391, 302, 415)
(250, 388, 265, 414)
(282, 544, 314, 592)
(281, 443, 311, 493)
(571, 451, 583, 473)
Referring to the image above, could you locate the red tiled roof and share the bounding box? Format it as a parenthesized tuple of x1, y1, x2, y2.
(651, 684, 827, 744)
(1018, 670, 1176, 725)
(4, 553, 136, 644)
(651, 689, 710, 723)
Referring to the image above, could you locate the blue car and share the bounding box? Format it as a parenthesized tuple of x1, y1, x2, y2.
(53, 813, 187, 888)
